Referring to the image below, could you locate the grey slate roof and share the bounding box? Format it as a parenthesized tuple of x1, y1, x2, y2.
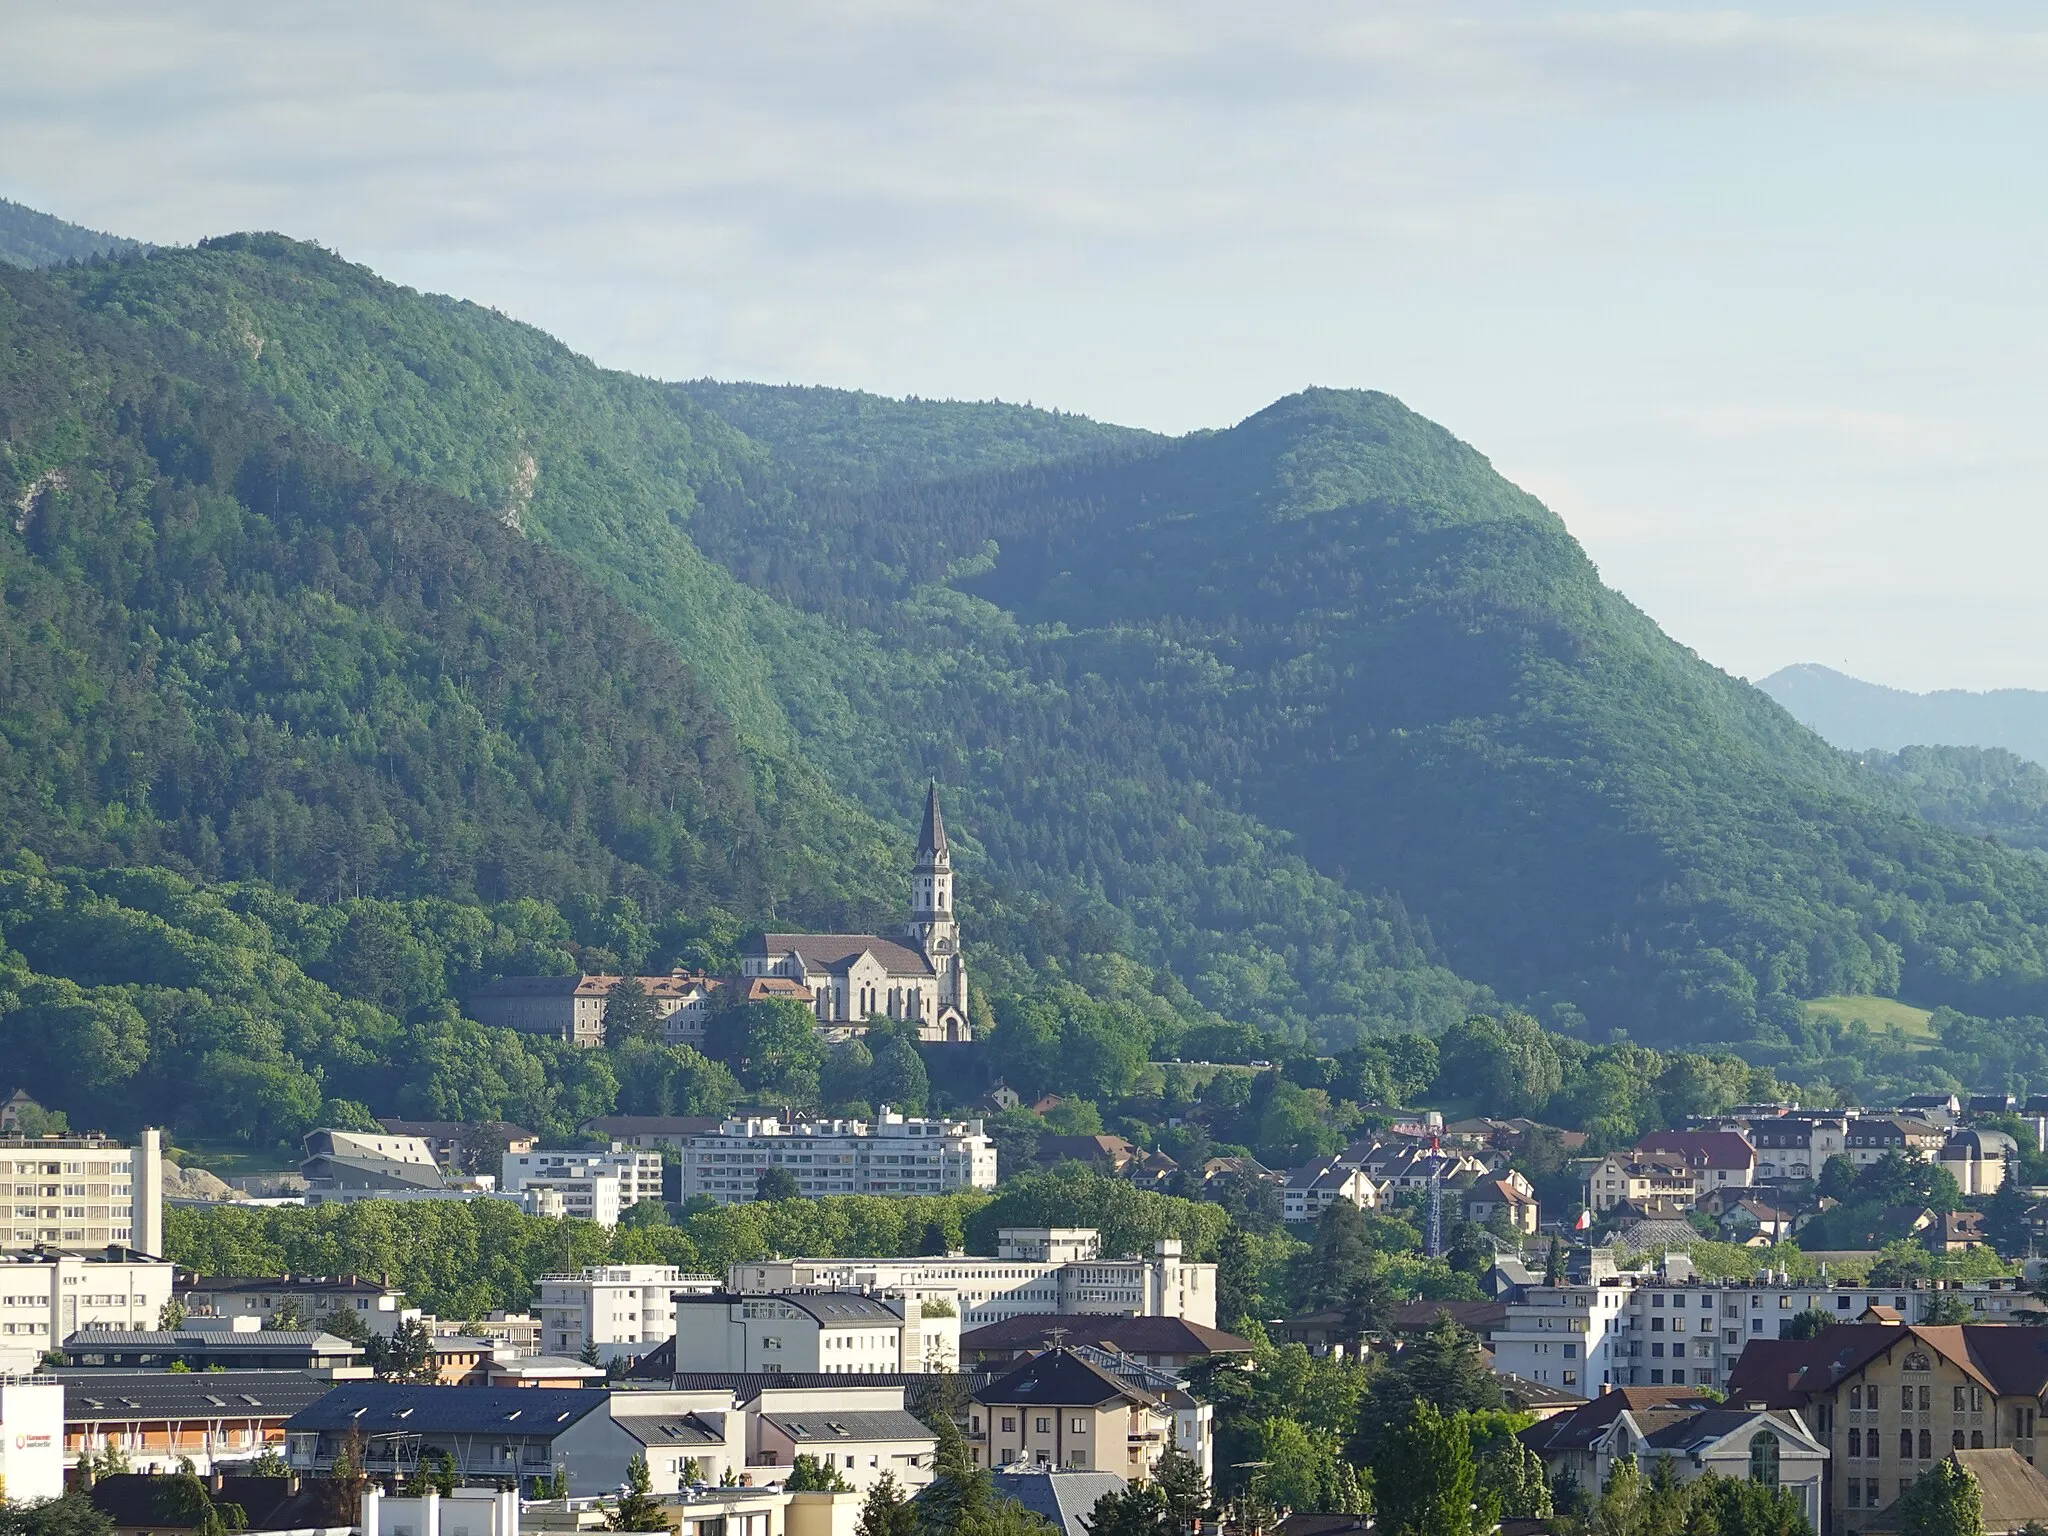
(60, 1370, 334, 1419)
(747, 934, 935, 977)
(616, 1413, 728, 1448)
(65, 1328, 358, 1351)
(976, 1348, 1156, 1409)
(285, 1382, 607, 1435)
(676, 1291, 904, 1325)
(762, 1410, 934, 1443)
(657, 1371, 987, 1419)
(990, 1470, 1128, 1536)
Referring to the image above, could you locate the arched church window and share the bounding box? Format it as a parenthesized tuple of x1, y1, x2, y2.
(1904, 1352, 1932, 1373)
(1749, 1433, 1779, 1488)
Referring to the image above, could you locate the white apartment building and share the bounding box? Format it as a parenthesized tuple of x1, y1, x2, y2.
(672, 1290, 956, 1375)
(0, 1251, 176, 1367)
(675, 1113, 997, 1204)
(727, 1229, 1217, 1330)
(537, 1264, 719, 1363)
(0, 1129, 162, 1256)
(500, 1145, 664, 1228)
(1492, 1253, 2044, 1400)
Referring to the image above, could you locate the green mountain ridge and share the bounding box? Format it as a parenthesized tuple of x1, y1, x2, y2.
(9, 224, 2048, 1080)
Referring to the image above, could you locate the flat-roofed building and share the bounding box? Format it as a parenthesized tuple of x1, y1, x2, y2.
(676, 1113, 995, 1204)
(0, 1129, 162, 1256)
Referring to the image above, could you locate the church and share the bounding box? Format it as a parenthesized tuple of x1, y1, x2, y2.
(740, 783, 972, 1042)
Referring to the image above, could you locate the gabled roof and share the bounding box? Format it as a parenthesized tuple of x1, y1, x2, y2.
(975, 1348, 1156, 1409)
(960, 1315, 1253, 1356)
(1726, 1324, 2048, 1407)
(991, 1471, 1129, 1536)
(1634, 1407, 1825, 1456)
(747, 934, 936, 977)
(1521, 1388, 1712, 1454)
(284, 1381, 609, 1435)
(89, 1474, 329, 1533)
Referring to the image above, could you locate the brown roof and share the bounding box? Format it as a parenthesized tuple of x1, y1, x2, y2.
(1635, 1130, 1757, 1168)
(1521, 1387, 1712, 1454)
(468, 971, 718, 999)
(1952, 1449, 2048, 1531)
(748, 934, 935, 976)
(1727, 1325, 2048, 1408)
(960, 1315, 1254, 1357)
(1387, 1299, 1509, 1334)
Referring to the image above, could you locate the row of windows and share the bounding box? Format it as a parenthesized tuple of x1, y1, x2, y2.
(1845, 1428, 1985, 1458)
(1844, 1384, 1984, 1412)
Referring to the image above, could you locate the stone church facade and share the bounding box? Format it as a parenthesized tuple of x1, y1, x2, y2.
(741, 784, 972, 1043)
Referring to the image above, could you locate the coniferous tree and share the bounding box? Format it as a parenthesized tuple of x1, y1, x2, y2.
(605, 977, 662, 1048)
(1372, 1402, 1480, 1536)
(860, 1474, 918, 1536)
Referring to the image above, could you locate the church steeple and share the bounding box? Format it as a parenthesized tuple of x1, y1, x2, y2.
(917, 779, 949, 863)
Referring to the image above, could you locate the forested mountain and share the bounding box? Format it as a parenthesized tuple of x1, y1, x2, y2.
(1852, 746, 2048, 855)
(0, 197, 146, 269)
(1761, 662, 2048, 763)
(9, 222, 2048, 1109)
(674, 380, 1153, 492)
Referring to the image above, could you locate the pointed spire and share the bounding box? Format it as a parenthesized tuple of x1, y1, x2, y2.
(918, 778, 948, 860)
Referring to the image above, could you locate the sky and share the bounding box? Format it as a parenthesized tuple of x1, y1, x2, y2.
(5, 1, 2047, 691)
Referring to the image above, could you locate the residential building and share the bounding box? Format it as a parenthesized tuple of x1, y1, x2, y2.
(1033, 1136, 1139, 1174)
(61, 1315, 367, 1374)
(423, 1334, 603, 1388)
(287, 1379, 933, 1500)
(729, 1231, 1218, 1330)
(969, 1347, 1179, 1477)
(286, 1383, 692, 1498)
(1727, 1322, 2048, 1535)
(465, 971, 721, 1050)
(0, 1249, 175, 1365)
(178, 1273, 414, 1337)
(1463, 1173, 1540, 1234)
(0, 1129, 162, 1256)
(741, 785, 970, 1044)
(536, 1264, 719, 1363)
(1844, 1118, 1946, 1168)
(500, 1145, 664, 1227)
(1283, 1158, 1381, 1224)
(360, 1486, 520, 1536)
(1633, 1131, 1757, 1199)
(1359, 1141, 1491, 1193)
(755, 1403, 936, 1491)
(1519, 1386, 1719, 1492)
(62, 1371, 333, 1476)
(1583, 1154, 1698, 1213)
(1521, 1393, 1824, 1531)
(299, 1129, 446, 1195)
(1743, 1115, 1850, 1183)
(958, 1315, 1254, 1373)
(426, 1310, 541, 1355)
(1064, 1343, 1215, 1480)
(1491, 1252, 2046, 1400)
(1897, 1093, 1963, 1126)
(1719, 1197, 1798, 1244)
(672, 1291, 951, 1376)
(674, 1113, 996, 1204)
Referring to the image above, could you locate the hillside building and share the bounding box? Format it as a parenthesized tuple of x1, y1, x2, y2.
(742, 784, 972, 1042)
(536, 1264, 718, 1363)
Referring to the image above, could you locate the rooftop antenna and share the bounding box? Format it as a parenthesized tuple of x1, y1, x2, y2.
(1425, 1135, 1445, 1259)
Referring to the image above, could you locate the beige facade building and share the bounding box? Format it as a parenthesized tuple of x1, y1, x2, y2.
(0, 1129, 161, 1255)
(1729, 1322, 2048, 1536)
(970, 1347, 1179, 1476)
(465, 971, 720, 1049)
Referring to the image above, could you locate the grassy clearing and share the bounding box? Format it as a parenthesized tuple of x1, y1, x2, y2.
(1805, 995, 1939, 1041)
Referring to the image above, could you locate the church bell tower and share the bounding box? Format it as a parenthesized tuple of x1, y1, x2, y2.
(907, 781, 969, 1039)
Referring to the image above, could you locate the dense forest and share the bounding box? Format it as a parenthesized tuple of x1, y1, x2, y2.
(5, 221, 2048, 1151)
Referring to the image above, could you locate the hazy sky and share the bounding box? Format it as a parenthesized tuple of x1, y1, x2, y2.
(6, 2, 2047, 691)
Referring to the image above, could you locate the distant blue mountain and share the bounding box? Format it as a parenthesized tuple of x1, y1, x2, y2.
(1759, 663, 2048, 764)
(0, 197, 146, 269)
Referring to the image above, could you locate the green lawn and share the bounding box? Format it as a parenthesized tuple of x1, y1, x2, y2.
(1804, 995, 1939, 1040)
(167, 1141, 301, 1179)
